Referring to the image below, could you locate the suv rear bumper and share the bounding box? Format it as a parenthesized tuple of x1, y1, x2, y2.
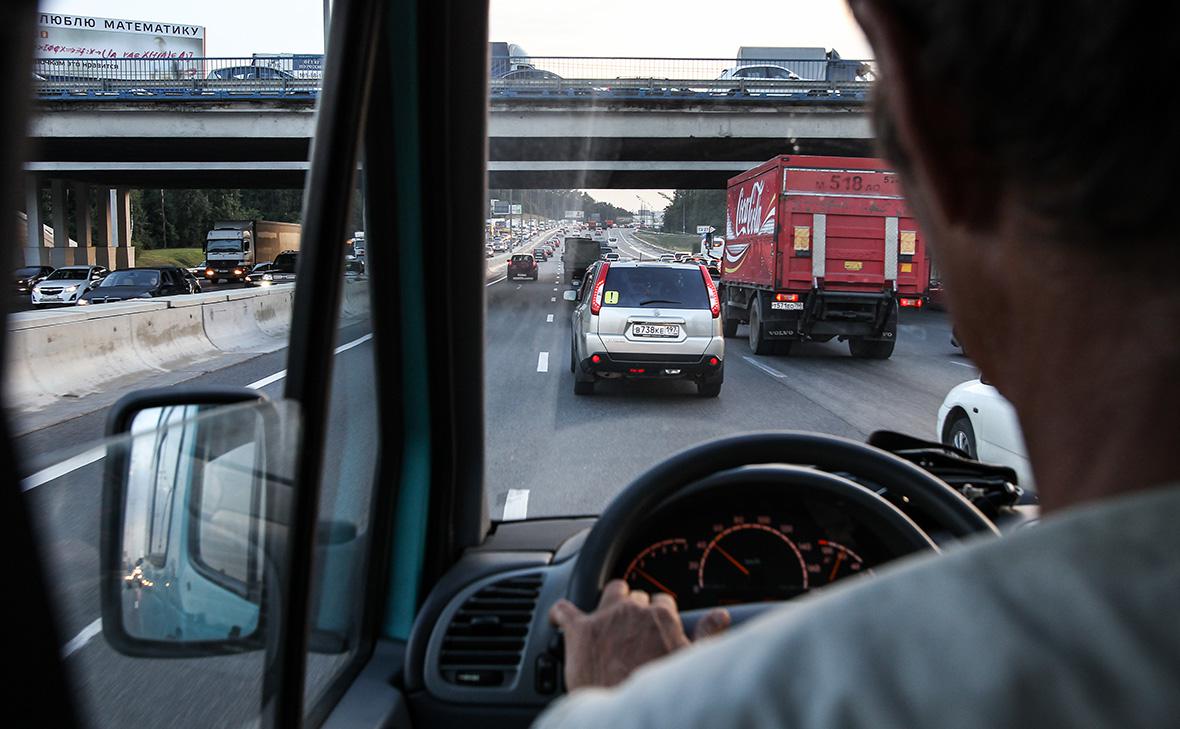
(578, 352, 724, 383)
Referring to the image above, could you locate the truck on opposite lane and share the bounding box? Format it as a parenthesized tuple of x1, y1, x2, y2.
(720, 155, 929, 359)
(204, 220, 302, 283)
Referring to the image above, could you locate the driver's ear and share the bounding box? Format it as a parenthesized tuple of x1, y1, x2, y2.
(849, 0, 1000, 233)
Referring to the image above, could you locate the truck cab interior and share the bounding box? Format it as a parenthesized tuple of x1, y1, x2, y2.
(7, 1, 1048, 728)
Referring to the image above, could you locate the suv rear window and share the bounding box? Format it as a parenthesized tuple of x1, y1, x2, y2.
(602, 266, 709, 309)
(273, 253, 298, 273)
(511, 255, 532, 263)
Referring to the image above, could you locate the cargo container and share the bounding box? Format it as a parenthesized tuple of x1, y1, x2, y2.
(720, 155, 929, 359)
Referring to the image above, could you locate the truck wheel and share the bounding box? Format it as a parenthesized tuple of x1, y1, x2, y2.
(747, 299, 773, 355)
(721, 300, 740, 338)
(848, 338, 895, 359)
(945, 415, 978, 459)
(696, 381, 722, 398)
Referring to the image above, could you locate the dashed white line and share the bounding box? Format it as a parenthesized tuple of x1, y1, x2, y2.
(550, 297, 556, 302)
(486, 275, 507, 286)
(742, 355, 788, 379)
(546, 314, 554, 323)
(21, 447, 104, 493)
(62, 618, 102, 658)
(537, 351, 550, 372)
(502, 489, 530, 521)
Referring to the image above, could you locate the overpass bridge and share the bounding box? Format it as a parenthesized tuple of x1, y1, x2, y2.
(23, 55, 875, 264)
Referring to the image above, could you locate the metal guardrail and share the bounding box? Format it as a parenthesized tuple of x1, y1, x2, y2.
(32, 56, 875, 102)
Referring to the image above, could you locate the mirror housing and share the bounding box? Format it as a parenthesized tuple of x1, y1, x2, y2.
(562, 289, 577, 302)
(101, 387, 282, 658)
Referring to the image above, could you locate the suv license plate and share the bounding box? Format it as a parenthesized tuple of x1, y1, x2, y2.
(632, 324, 679, 338)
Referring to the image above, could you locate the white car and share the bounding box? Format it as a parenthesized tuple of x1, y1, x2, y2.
(936, 378, 1034, 489)
(30, 265, 108, 307)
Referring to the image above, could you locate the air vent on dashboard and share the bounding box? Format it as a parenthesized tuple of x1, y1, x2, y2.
(439, 572, 544, 687)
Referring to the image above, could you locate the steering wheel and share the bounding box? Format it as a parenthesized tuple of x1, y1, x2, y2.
(567, 431, 999, 619)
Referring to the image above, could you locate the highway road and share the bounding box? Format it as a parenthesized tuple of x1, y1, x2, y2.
(485, 230, 978, 519)
(15, 225, 977, 725)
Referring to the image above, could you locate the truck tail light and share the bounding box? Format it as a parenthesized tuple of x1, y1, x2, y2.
(699, 265, 720, 318)
(774, 293, 799, 302)
(899, 297, 923, 308)
(590, 263, 611, 315)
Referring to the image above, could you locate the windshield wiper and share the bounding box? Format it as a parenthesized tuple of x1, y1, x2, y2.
(639, 299, 683, 306)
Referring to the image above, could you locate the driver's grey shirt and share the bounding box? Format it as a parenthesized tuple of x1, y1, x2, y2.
(534, 485, 1180, 729)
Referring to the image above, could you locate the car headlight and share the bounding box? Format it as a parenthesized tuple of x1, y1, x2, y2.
(63, 285, 78, 293)
(233, 268, 244, 275)
(205, 269, 215, 276)
(77, 298, 90, 306)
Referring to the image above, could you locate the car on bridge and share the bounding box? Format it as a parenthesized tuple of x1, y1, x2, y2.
(565, 261, 724, 397)
(76, 266, 193, 305)
(30, 265, 108, 307)
(207, 65, 297, 81)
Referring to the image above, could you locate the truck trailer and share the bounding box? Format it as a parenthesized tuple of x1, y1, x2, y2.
(720, 155, 929, 359)
(204, 220, 302, 283)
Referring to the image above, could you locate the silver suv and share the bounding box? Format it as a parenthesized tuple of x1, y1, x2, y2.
(564, 261, 724, 397)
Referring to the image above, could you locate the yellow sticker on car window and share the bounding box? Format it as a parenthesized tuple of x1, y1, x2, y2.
(604, 290, 619, 304)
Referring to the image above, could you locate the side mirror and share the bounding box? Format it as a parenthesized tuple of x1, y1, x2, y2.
(562, 290, 578, 302)
(101, 387, 294, 657)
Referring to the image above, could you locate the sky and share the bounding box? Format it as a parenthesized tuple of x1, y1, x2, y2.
(40, 0, 869, 214)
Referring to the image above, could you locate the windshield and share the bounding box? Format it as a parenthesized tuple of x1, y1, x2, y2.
(45, 268, 89, 281)
(100, 270, 159, 288)
(206, 240, 243, 253)
(273, 253, 298, 273)
(480, 6, 969, 523)
(15, 266, 45, 277)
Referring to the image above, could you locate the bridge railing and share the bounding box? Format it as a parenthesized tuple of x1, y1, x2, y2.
(32, 56, 874, 101)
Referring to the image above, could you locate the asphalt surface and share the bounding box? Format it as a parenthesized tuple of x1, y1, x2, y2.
(484, 227, 978, 518)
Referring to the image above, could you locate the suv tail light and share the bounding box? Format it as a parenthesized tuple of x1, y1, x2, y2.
(699, 265, 720, 318)
(590, 263, 611, 315)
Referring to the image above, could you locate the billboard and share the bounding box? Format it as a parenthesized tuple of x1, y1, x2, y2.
(564, 210, 584, 219)
(253, 53, 324, 79)
(490, 199, 511, 216)
(36, 13, 206, 79)
(510, 204, 523, 215)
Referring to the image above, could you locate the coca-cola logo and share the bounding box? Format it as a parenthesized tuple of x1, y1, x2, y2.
(733, 180, 776, 237)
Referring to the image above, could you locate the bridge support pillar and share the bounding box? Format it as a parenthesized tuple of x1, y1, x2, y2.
(112, 187, 135, 269)
(71, 182, 98, 266)
(22, 175, 49, 266)
(48, 179, 79, 268)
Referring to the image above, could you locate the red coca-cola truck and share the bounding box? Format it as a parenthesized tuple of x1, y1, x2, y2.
(720, 155, 929, 359)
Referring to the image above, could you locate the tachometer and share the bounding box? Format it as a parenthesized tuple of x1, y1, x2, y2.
(814, 539, 867, 584)
(697, 523, 808, 603)
(622, 538, 694, 601)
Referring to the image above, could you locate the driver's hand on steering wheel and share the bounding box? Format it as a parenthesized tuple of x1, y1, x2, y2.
(549, 579, 731, 690)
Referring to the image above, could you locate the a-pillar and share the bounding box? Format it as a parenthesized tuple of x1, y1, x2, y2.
(23, 175, 50, 266)
(112, 187, 135, 268)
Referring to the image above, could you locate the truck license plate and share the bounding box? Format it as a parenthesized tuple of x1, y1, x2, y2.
(771, 301, 803, 310)
(632, 324, 679, 338)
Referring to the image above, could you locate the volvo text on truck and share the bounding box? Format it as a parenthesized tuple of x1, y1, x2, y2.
(720, 155, 929, 359)
(204, 220, 302, 283)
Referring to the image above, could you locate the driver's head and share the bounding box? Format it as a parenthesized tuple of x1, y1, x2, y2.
(849, 1, 1180, 398)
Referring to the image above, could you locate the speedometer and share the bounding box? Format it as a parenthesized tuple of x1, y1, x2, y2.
(697, 523, 809, 603)
(621, 538, 694, 601)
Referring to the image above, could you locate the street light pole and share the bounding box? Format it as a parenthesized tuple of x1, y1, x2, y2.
(323, 0, 331, 51)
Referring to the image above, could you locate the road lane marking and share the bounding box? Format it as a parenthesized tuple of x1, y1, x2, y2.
(22, 332, 375, 494)
(21, 446, 105, 492)
(550, 297, 556, 302)
(537, 352, 550, 372)
(546, 314, 554, 323)
(516, 284, 522, 290)
(742, 355, 788, 379)
(503, 489, 530, 521)
(486, 275, 507, 286)
(62, 617, 102, 659)
(950, 361, 976, 368)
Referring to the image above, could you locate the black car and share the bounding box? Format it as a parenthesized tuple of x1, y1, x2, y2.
(76, 266, 191, 306)
(508, 253, 538, 280)
(14, 265, 53, 295)
(243, 262, 274, 287)
(257, 251, 299, 285)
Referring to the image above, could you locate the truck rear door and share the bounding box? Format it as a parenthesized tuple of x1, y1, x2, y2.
(776, 164, 920, 294)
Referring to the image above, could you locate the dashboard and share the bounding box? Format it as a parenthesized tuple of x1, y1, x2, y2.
(611, 483, 899, 610)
